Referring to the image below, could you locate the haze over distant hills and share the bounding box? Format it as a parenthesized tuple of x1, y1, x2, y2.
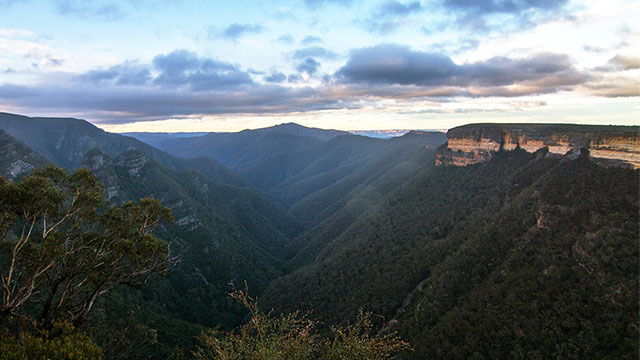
(0, 112, 637, 359)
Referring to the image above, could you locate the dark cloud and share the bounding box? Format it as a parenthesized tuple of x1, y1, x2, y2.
(437, 0, 571, 34)
(264, 72, 287, 83)
(75, 50, 253, 91)
(220, 23, 265, 40)
(337, 44, 587, 95)
(0, 45, 621, 125)
(75, 62, 151, 86)
(337, 44, 457, 85)
(0, 83, 354, 124)
(441, 0, 568, 15)
(297, 58, 321, 75)
(301, 35, 322, 45)
(152, 50, 253, 90)
(293, 46, 338, 60)
(287, 74, 302, 83)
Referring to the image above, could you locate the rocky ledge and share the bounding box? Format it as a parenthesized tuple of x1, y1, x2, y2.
(435, 124, 640, 168)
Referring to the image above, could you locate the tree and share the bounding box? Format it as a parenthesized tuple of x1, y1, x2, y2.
(194, 284, 410, 360)
(0, 165, 174, 329)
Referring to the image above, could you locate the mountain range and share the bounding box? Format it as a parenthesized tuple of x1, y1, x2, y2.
(0, 112, 637, 359)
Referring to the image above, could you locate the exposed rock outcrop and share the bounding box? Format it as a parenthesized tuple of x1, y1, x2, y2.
(436, 124, 640, 168)
(0, 130, 49, 179)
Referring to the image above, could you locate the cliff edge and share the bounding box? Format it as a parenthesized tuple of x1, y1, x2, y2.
(435, 124, 640, 168)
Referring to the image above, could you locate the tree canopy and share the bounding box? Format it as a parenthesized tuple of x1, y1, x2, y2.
(0, 165, 173, 331)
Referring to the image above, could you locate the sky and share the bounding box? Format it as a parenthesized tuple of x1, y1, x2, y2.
(0, 0, 638, 132)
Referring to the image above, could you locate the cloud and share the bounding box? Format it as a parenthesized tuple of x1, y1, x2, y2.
(75, 62, 151, 86)
(276, 34, 294, 44)
(297, 58, 321, 75)
(601, 55, 640, 71)
(363, 1, 423, 34)
(152, 50, 253, 90)
(587, 55, 640, 97)
(337, 44, 457, 85)
(292, 46, 338, 60)
(75, 50, 253, 91)
(435, 0, 571, 34)
(264, 72, 287, 83)
(287, 74, 302, 83)
(441, 0, 568, 15)
(21, 48, 64, 68)
(0, 82, 353, 123)
(0, 45, 627, 125)
(53, 0, 126, 21)
(301, 35, 322, 45)
(337, 44, 587, 95)
(584, 80, 640, 97)
(304, 0, 353, 8)
(220, 23, 265, 40)
(380, 1, 422, 16)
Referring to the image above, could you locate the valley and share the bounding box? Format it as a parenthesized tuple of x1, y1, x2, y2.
(0, 112, 638, 359)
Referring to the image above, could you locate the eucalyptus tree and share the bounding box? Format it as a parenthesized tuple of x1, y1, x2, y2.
(0, 165, 173, 329)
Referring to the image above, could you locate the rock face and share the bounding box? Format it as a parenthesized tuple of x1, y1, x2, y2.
(435, 124, 640, 168)
(0, 130, 49, 179)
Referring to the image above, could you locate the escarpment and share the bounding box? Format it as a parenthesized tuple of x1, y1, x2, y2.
(436, 124, 640, 168)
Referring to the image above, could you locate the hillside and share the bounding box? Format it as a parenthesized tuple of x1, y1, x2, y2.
(0, 130, 49, 179)
(154, 129, 325, 170)
(396, 152, 639, 358)
(2, 113, 637, 359)
(137, 122, 348, 156)
(81, 149, 303, 357)
(279, 131, 448, 271)
(150, 122, 447, 214)
(0, 112, 250, 188)
(261, 148, 639, 359)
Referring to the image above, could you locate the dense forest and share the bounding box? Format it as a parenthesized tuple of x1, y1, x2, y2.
(1, 113, 638, 359)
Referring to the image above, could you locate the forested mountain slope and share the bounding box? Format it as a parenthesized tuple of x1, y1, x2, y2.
(0, 122, 305, 357)
(0, 129, 49, 179)
(146, 122, 348, 165)
(3, 113, 636, 359)
(396, 152, 639, 359)
(0, 112, 250, 188)
(279, 131, 447, 271)
(283, 131, 446, 228)
(150, 123, 447, 220)
(151, 127, 325, 170)
(80, 149, 303, 357)
(261, 148, 639, 359)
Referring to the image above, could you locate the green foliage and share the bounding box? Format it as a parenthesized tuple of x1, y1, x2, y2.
(262, 151, 639, 359)
(0, 322, 102, 360)
(0, 165, 174, 359)
(194, 285, 410, 360)
(261, 150, 533, 326)
(79, 149, 304, 357)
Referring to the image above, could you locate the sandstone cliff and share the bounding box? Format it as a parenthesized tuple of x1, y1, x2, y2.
(435, 124, 640, 168)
